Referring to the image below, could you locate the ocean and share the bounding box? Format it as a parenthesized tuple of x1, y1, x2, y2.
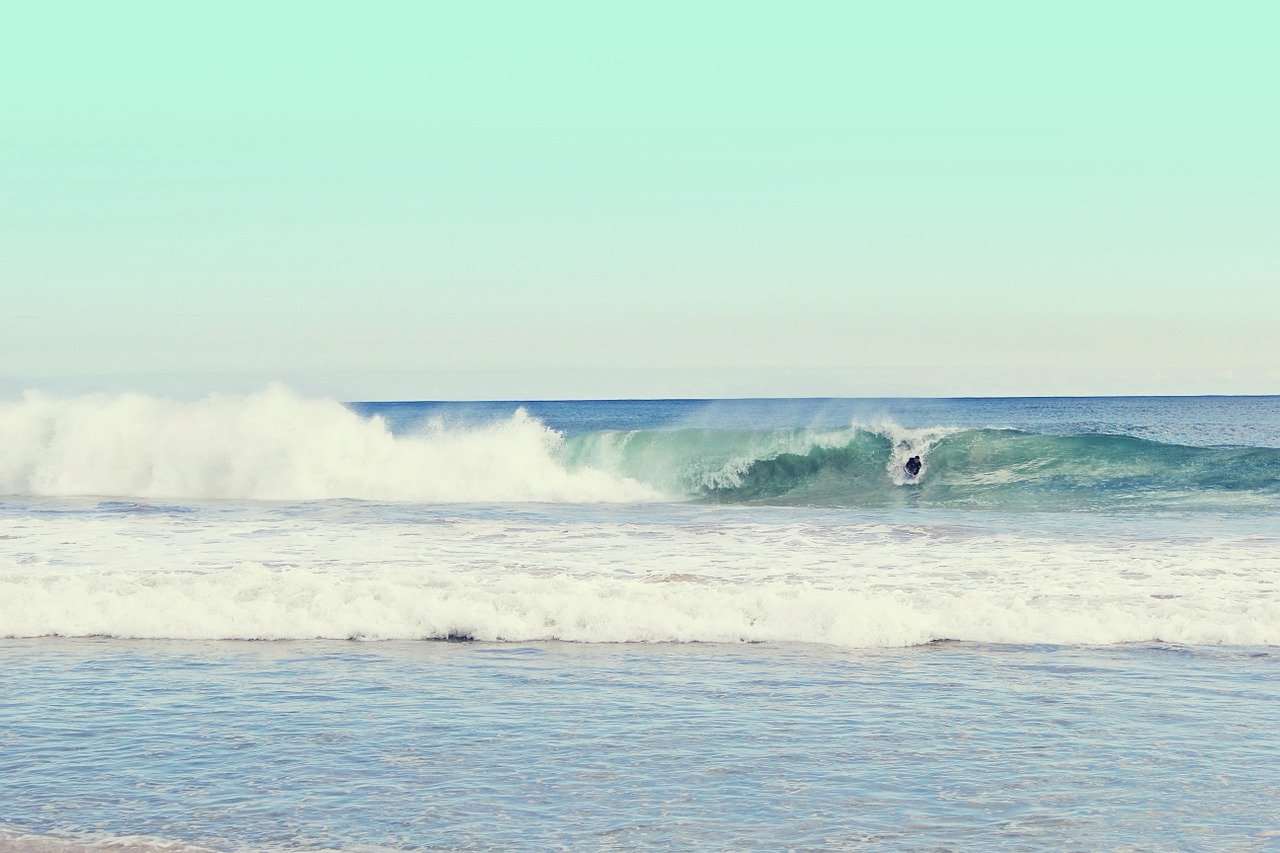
(2, 389, 1279, 850)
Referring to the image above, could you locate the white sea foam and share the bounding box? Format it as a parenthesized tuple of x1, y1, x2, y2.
(863, 420, 958, 485)
(0, 386, 656, 503)
(10, 563, 1278, 646)
(3, 504, 1277, 648)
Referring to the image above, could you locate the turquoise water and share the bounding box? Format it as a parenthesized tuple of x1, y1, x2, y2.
(1, 393, 1278, 850)
(361, 396, 1280, 511)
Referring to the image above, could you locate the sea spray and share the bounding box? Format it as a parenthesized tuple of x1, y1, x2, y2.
(0, 386, 656, 503)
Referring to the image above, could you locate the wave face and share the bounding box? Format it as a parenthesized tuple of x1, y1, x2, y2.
(0, 387, 655, 502)
(564, 424, 1280, 511)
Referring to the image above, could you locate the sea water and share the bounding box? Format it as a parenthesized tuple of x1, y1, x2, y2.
(1, 390, 1278, 850)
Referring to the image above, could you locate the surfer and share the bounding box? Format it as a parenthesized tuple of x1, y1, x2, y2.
(904, 455, 922, 477)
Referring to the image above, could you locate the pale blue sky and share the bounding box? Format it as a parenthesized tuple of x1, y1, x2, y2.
(2, 0, 1277, 399)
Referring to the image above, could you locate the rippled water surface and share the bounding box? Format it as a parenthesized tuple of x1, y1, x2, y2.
(3, 640, 1280, 851)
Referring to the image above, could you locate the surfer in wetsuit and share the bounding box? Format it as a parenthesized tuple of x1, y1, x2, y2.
(904, 455, 922, 477)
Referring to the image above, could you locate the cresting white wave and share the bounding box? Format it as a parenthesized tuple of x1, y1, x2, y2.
(0, 386, 655, 502)
(872, 419, 957, 485)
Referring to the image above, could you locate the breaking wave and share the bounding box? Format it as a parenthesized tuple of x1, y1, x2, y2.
(2, 388, 1278, 509)
(0, 386, 656, 503)
(563, 423, 1280, 511)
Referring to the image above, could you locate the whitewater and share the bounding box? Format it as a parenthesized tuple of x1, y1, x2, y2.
(0, 387, 656, 503)
(3, 501, 1278, 646)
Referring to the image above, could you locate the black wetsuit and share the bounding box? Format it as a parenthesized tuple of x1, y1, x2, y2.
(905, 456, 922, 477)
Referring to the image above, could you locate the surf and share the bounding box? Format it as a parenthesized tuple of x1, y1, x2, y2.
(2, 387, 1277, 511)
(563, 423, 1280, 511)
(3, 505, 1278, 647)
(0, 386, 656, 503)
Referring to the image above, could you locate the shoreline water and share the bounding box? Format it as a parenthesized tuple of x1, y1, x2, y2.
(4, 638, 1279, 850)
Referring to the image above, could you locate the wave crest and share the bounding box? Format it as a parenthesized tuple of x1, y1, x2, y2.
(4, 389, 1278, 509)
(564, 423, 1280, 510)
(0, 386, 656, 503)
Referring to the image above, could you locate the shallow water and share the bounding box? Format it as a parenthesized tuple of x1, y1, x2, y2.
(3, 640, 1279, 851)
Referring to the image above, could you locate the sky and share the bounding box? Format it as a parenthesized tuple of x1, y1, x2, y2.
(2, 0, 1277, 399)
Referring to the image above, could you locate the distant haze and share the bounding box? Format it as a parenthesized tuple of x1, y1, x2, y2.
(3, 1, 1277, 400)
